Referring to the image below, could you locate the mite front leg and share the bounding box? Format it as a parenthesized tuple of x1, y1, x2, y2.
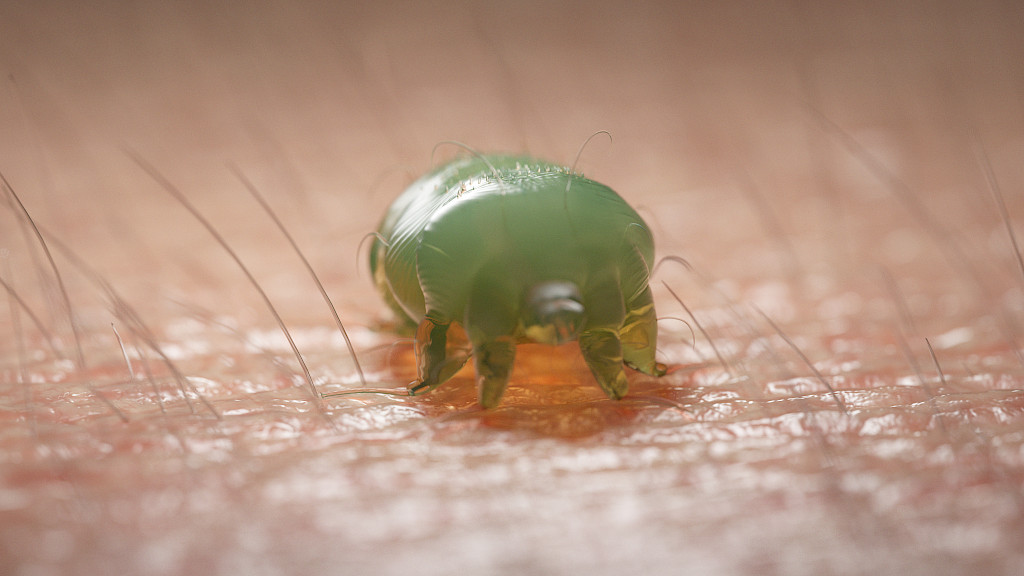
(579, 273, 629, 400)
(620, 286, 666, 377)
(579, 328, 629, 399)
(410, 317, 470, 396)
(471, 337, 516, 408)
(465, 275, 519, 408)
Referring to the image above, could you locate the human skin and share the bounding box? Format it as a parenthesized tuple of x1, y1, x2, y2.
(1, 1, 1023, 575)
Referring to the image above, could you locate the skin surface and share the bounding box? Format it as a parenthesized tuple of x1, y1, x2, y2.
(371, 155, 663, 406)
(1, 1, 1024, 575)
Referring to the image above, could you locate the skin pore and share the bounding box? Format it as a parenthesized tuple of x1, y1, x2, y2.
(2, 1, 1023, 575)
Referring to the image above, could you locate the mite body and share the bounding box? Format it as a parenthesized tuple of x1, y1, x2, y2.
(370, 155, 665, 407)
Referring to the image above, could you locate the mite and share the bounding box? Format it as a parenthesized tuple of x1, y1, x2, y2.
(370, 154, 665, 408)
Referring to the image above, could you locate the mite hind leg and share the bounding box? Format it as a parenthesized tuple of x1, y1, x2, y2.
(410, 317, 471, 396)
(620, 286, 667, 377)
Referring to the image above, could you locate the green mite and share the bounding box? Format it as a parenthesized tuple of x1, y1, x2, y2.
(370, 154, 666, 408)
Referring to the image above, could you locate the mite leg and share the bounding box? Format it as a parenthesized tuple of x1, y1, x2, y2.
(620, 286, 667, 376)
(578, 274, 629, 399)
(472, 337, 516, 408)
(465, 276, 519, 408)
(410, 316, 470, 395)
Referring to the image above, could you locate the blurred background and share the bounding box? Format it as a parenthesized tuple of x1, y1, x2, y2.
(1, 1, 1023, 574)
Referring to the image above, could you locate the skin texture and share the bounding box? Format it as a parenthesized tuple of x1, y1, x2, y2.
(371, 155, 664, 406)
(1, 1, 1024, 575)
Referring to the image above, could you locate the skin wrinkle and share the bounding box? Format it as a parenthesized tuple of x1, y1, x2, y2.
(1, 1, 1024, 575)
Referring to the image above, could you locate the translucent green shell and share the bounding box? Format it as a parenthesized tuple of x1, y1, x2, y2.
(370, 155, 664, 407)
